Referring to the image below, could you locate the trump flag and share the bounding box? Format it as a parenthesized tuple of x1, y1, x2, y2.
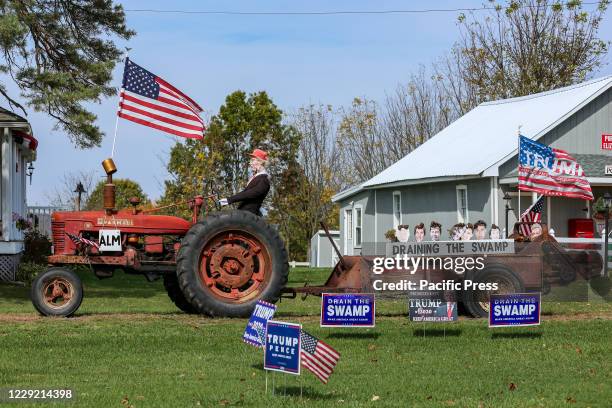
(117, 58, 205, 139)
(518, 136, 593, 200)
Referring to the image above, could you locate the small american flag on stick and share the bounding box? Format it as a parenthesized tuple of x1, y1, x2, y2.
(65, 232, 100, 249)
(117, 58, 205, 139)
(519, 196, 544, 237)
(300, 330, 340, 384)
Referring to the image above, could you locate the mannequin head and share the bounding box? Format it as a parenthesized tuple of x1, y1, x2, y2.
(430, 221, 442, 241)
(462, 223, 474, 240)
(530, 223, 543, 240)
(414, 223, 425, 242)
(474, 220, 487, 240)
(489, 224, 501, 239)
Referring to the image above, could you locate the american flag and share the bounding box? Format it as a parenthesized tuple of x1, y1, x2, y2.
(518, 136, 593, 200)
(519, 196, 544, 236)
(300, 330, 340, 384)
(65, 232, 100, 249)
(117, 58, 205, 139)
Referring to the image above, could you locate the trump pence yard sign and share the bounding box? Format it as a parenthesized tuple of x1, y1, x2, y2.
(264, 320, 301, 375)
(321, 293, 375, 327)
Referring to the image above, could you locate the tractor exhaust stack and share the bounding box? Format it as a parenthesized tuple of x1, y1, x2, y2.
(101, 158, 117, 214)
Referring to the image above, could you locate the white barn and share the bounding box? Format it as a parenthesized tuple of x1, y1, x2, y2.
(333, 76, 612, 255)
(1, 107, 38, 281)
(309, 230, 340, 268)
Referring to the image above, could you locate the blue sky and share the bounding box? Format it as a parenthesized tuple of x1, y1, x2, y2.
(5, 0, 611, 205)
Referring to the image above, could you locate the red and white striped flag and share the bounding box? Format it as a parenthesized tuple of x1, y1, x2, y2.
(65, 232, 100, 249)
(117, 58, 205, 139)
(300, 330, 340, 384)
(518, 136, 592, 200)
(519, 196, 544, 236)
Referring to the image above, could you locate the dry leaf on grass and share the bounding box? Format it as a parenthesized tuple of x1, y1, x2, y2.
(509, 383, 517, 391)
(120, 396, 134, 408)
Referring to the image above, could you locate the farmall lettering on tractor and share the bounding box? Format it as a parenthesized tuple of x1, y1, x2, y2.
(31, 158, 288, 317)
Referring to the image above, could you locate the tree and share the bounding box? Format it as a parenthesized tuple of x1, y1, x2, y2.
(271, 104, 340, 260)
(335, 0, 610, 188)
(161, 90, 302, 256)
(439, 0, 610, 112)
(45, 169, 96, 210)
(381, 68, 454, 163)
(336, 72, 454, 186)
(0, 0, 134, 148)
(84, 178, 149, 210)
(162, 91, 298, 202)
(336, 97, 389, 184)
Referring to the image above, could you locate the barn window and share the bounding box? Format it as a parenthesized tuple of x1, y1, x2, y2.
(456, 185, 468, 223)
(354, 206, 362, 247)
(393, 191, 402, 228)
(345, 209, 353, 241)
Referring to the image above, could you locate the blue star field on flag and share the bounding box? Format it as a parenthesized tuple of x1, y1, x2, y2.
(519, 136, 554, 170)
(122, 60, 160, 99)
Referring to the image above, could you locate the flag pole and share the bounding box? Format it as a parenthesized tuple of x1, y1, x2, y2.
(110, 114, 120, 158)
(111, 48, 130, 158)
(517, 125, 522, 236)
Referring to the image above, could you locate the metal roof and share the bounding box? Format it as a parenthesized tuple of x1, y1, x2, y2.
(332, 182, 366, 202)
(360, 76, 612, 190)
(0, 106, 28, 123)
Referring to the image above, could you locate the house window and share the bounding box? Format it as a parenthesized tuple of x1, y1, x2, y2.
(393, 191, 401, 228)
(354, 207, 362, 247)
(345, 209, 353, 241)
(456, 185, 468, 223)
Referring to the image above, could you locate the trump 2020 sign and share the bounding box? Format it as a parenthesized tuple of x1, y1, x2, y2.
(242, 300, 276, 348)
(321, 293, 375, 327)
(264, 320, 301, 375)
(489, 293, 541, 327)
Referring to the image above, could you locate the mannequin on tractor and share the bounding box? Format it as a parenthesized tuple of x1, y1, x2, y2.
(31, 151, 288, 317)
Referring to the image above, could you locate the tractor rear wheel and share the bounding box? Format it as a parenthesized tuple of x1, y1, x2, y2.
(163, 272, 197, 314)
(176, 211, 288, 317)
(31, 267, 83, 317)
(462, 265, 524, 318)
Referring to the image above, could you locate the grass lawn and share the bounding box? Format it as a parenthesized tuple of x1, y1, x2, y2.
(0, 267, 610, 407)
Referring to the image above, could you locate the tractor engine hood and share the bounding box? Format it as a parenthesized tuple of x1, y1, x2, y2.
(52, 210, 192, 235)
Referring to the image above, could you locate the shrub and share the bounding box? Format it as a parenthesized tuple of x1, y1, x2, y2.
(385, 229, 397, 242)
(21, 229, 52, 264)
(14, 228, 52, 284)
(16, 261, 46, 285)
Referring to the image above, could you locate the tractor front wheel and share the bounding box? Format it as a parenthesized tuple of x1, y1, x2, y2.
(31, 267, 83, 317)
(176, 211, 288, 317)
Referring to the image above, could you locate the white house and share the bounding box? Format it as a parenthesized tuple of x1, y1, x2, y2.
(333, 76, 612, 255)
(1, 107, 37, 281)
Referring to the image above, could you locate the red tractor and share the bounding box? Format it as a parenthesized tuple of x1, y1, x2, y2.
(31, 158, 288, 317)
